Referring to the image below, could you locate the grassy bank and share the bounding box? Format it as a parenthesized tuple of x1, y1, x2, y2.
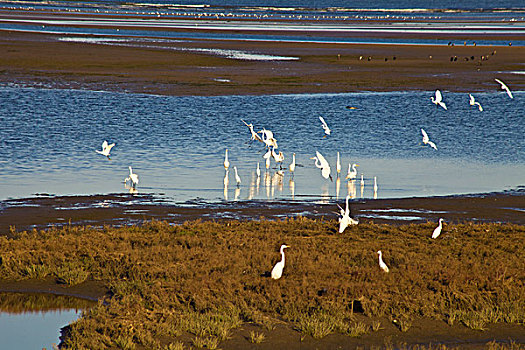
(0, 219, 524, 349)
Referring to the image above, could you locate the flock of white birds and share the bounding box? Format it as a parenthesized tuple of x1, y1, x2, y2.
(95, 78, 514, 279)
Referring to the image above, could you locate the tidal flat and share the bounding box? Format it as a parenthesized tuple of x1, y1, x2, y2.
(0, 219, 524, 349)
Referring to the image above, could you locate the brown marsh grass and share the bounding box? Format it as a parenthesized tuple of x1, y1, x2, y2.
(0, 218, 524, 349)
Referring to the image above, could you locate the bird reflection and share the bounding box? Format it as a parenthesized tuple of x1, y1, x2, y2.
(335, 176, 341, 198)
(321, 184, 329, 203)
(347, 179, 356, 199)
(124, 183, 138, 194)
(289, 178, 295, 199)
(234, 187, 241, 201)
(223, 185, 228, 200)
(265, 172, 271, 198)
(373, 176, 378, 199)
(360, 174, 364, 198)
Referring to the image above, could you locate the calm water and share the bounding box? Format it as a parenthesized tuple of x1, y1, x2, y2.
(0, 87, 523, 203)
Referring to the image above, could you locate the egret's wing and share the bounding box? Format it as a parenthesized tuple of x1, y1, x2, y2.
(101, 140, 108, 149)
(476, 102, 483, 111)
(319, 116, 327, 127)
(241, 119, 250, 127)
(107, 143, 115, 150)
(428, 141, 438, 150)
(421, 128, 428, 140)
(494, 78, 504, 87)
(440, 102, 447, 110)
(469, 94, 475, 105)
(435, 89, 442, 102)
(263, 149, 272, 159)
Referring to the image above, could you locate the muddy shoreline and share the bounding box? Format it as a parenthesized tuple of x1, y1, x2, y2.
(1, 190, 523, 235)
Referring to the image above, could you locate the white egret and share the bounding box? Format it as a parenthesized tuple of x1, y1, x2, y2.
(336, 152, 341, 176)
(256, 163, 261, 178)
(345, 163, 359, 180)
(96, 140, 115, 159)
(432, 218, 444, 239)
(289, 153, 296, 175)
(421, 128, 438, 150)
(377, 250, 389, 273)
(265, 155, 271, 170)
(125, 166, 139, 187)
(271, 147, 284, 168)
(469, 94, 483, 111)
(271, 244, 290, 280)
(241, 119, 263, 142)
(431, 89, 447, 110)
(259, 128, 278, 148)
(494, 78, 513, 99)
(224, 149, 230, 170)
(311, 151, 332, 181)
(319, 116, 331, 136)
(234, 166, 241, 186)
(338, 195, 358, 233)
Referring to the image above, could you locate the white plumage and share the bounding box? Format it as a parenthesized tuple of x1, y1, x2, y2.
(271, 244, 290, 280)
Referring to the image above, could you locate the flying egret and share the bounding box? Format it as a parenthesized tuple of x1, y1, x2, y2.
(345, 163, 359, 180)
(338, 195, 359, 233)
(432, 218, 444, 239)
(271, 244, 290, 280)
(469, 94, 483, 111)
(319, 116, 331, 136)
(289, 153, 296, 175)
(494, 78, 513, 99)
(241, 119, 263, 142)
(377, 250, 389, 273)
(125, 166, 139, 188)
(256, 163, 261, 178)
(96, 140, 115, 159)
(271, 148, 284, 168)
(431, 89, 447, 110)
(234, 166, 241, 186)
(224, 149, 230, 170)
(421, 128, 438, 150)
(336, 152, 341, 176)
(259, 128, 278, 148)
(311, 151, 332, 181)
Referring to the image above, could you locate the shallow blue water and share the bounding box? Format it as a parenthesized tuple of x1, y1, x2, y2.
(0, 309, 82, 349)
(0, 87, 523, 203)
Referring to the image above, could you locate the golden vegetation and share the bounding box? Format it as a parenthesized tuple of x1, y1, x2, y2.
(0, 218, 524, 349)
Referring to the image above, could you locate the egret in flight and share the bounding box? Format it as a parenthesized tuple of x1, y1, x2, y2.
(234, 166, 241, 187)
(494, 78, 513, 99)
(319, 116, 331, 136)
(241, 119, 263, 142)
(421, 128, 438, 150)
(271, 244, 290, 280)
(346, 163, 359, 180)
(338, 195, 358, 233)
(377, 250, 390, 273)
(125, 166, 139, 188)
(311, 151, 332, 181)
(260, 128, 278, 148)
(469, 94, 483, 111)
(432, 218, 444, 239)
(431, 89, 447, 110)
(224, 149, 230, 170)
(96, 140, 115, 159)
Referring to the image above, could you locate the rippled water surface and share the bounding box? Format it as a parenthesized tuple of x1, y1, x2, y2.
(0, 87, 523, 203)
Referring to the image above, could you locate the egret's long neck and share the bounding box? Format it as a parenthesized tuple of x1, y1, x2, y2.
(345, 196, 350, 215)
(280, 248, 286, 264)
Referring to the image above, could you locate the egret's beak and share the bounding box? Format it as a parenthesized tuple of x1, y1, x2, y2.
(356, 164, 360, 167)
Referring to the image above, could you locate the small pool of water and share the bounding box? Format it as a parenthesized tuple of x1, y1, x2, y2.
(0, 293, 95, 349)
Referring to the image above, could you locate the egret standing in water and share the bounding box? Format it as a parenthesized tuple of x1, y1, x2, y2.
(271, 244, 290, 280)
(431, 89, 448, 110)
(125, 166, 139, 188)
(432, 218, 444, 239)
(289, 153, 296, 176)
(224, 149, 230, 170)
(421, 128, 438, 150)
(377, 250, 390, 273)
(319, 116, 331, 136)
(311, 151, 332, 181)
(96, 140, 115, 159)
(494, 78, 513, 99)
(234, 166, 241, 187)
(469, 94, 483, 111)
(346, 163, 359, 180)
